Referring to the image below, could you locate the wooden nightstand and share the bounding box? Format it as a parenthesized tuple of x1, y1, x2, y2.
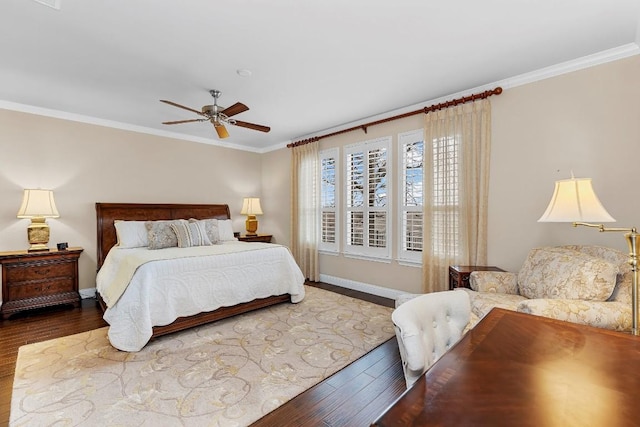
(449, 265, 504, 290)
(237, 234, 273, 243)
(0, 247, 83, 319)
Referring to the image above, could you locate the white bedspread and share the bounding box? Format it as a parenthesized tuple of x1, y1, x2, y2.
(96, 241, 305, 351)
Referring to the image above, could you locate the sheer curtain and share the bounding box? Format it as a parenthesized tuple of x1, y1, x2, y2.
(290, 141, 320, 281)
(422, 99, 491, 292)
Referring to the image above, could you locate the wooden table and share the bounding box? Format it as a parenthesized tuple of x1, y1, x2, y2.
(372, 308, 640, 427)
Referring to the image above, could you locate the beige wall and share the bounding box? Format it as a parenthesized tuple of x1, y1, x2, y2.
(260, 148, 292, 247)
(2, 54, 638, 296)
(263, 54, 640, 292)
(0, 110, 262, 292)
(489, 54, 640, 271)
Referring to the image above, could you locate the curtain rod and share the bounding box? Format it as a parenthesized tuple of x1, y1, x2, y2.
(287, 86, 502, 148)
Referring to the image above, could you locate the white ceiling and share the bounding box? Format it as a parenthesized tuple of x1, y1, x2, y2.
(1, 0, 639, 152)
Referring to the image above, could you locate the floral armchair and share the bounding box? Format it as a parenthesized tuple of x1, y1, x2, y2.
(461, 245, 632, 332)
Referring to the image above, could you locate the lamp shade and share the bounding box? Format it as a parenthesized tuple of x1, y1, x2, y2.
(16, 189, 60, 218)
(538, 177, 615, 223)
(240, 198, 263, 216)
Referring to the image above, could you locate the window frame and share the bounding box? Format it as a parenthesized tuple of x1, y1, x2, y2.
(397, 129, 424, 264)
(343, 136, 392, 260)
(319, 147, 340, 254)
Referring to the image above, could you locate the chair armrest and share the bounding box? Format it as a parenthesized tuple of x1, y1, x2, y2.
(516, 299, 631, 332)
(469, 271, 518, 295)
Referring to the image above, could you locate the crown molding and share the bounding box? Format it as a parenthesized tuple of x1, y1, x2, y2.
(496, 43, 639, 90)
(0, 100, 262, 153)
(291, 43, 640, 145)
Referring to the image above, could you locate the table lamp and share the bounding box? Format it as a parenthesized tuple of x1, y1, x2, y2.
(240, 197, 263, 236)
(538, 175, 638, 335)
(16, 189, 60, 251)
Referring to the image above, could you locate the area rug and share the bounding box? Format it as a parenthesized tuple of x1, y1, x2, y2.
(10, 286, 394, 426)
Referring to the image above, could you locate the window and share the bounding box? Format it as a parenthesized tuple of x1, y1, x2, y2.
(319, 148, 339, 253)
(431, 135, 460, 257)
(315, 129, 460, 263)
(398, 130, 424, 263)
(344, 137, 391, 259)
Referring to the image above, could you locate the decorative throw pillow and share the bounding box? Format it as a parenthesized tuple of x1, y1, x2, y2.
(189, 218, 219, 244)
(517, 247, 618, 301)
(145, 220, 180, 250)
(217, 219, 237, 241)
(171, 220, 212, 248)
(114, 220, 149, 248)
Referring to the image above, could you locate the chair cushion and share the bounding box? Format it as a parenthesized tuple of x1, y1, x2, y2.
(560, 245, 632, 304)
(517, 299, 631, 331)
(460, 288, 526, 319)
(469, 271, 518, 294)
(517, 247, 618, 301)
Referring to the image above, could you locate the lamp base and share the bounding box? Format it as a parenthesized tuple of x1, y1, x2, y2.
(28, 243, 50, 252)
(26, 218, 51, 252)
(245, 215, 258, 235)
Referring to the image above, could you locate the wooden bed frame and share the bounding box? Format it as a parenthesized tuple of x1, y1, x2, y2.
(95, 202, 290, 339)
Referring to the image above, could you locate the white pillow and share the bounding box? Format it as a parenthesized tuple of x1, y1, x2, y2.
(114, 220, 149, 248)
(217, 219, 237, 241)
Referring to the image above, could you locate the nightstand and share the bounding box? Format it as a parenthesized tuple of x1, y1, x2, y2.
(0, 247, 83, 319)
(237, 234, 273, 243)
(449, 265, 505, 290)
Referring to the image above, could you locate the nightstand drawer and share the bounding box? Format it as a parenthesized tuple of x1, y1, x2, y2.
(8, 277, 74, 300)
(5, 260, 75, 283)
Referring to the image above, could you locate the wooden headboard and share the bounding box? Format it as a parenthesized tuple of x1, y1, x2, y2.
(95, 203, 231, 270)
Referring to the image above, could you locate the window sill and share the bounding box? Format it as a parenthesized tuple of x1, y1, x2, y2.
(342, 252, 392, 264)
(319, 250, 340, 257)
(396, 259, 422, 268)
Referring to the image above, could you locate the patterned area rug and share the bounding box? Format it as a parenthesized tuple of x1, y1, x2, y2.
(10, 286, 394, 426)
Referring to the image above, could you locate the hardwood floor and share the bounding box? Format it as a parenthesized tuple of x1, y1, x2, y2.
(0, 282, 405, 426)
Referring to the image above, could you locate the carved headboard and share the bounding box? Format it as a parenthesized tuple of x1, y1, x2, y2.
(95, 202, 231, 270)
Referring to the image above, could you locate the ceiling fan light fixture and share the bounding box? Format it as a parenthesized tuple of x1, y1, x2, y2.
(214, 123, 230, 139)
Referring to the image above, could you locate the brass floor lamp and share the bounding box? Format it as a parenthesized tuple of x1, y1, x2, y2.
(538, 175, 639, 336)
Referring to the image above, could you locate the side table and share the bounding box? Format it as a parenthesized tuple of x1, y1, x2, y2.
(449, 265, 505, 290)
(0, 247, 83, 319)
(238, 234, 273, 243)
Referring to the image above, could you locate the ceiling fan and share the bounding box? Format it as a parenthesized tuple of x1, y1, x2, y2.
(160, 90, 270, 139)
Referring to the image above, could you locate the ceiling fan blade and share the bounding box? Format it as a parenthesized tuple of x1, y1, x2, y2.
(233, 120, 271, 133)
(213, 123, 230, 139)
(221, 102, 249, 118)
(160, 100, 203, 115)
(162, 119, 204, 125)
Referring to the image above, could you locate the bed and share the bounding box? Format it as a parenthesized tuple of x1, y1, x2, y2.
(95, 202, 305, 351)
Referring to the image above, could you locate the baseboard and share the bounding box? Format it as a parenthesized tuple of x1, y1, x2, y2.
(319, 274, 407, 300)
(79, 288, 97, 300)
